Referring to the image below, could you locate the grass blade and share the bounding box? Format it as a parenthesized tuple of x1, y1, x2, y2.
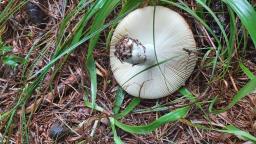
(223, 0, 256, 46)
(217, 125, 256, 142)
(160, 0, 222, 78)
(186, 120, 256, 142)
(86, 56, 97, 109)
(21, 106, 29, 144)
(110, 118, 124, 144)
(87, 0, 120, 55)
(179, 87, 197, 102)
(239, 62, 255, 79)
(114, 98, 140, 119)
(86, 0, 120, 109)
(113, 87, 125, 114)
(111, 106, 190, 134)
(196, 0, 230, 56)
(211, 77, 256, 114)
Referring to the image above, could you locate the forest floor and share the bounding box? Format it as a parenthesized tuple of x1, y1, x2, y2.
(1, 0, 256, 143)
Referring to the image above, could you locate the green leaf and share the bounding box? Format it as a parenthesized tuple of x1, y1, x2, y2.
(21, 106, 29, 144)
(223, 0, 256, 47)
(110, 118, 124, 144)
(87, 0, 120, 57)
(3, 109, 17, 140)
(31, 10, 126, 79)
(0, 46, 12, 55)
(217, 125, 256, 142)
(111, 106, 190, 134)
(86, 56, 97, 109)
(86, 0, 120, 109)
(196, 0, 230, 57)
(190, 121, 256, 142)
(239, 62, 255, 79)
(49, 0, 106, 89)
(227, 6, 236, 63)
(0, 0, 27, 27)
(113, 87, 125, 114)
(71, 0, 106, 45)
(114, 98, 140, 119)
(160, 0, 222, 78)
(84, 93, 105, 113)
(2, 55, 25, 67)
(179, 87, 197, 102)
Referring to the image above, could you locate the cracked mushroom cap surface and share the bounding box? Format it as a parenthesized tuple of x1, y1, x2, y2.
(110, 6, 197, 99)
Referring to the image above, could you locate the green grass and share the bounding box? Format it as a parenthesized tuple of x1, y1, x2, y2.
(1, 0, 256, 143)
(0, 0, 27, 28)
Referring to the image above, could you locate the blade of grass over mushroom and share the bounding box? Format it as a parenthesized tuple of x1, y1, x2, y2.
(160, 0, 222, 78)
(211, 77, 256, 114)
(151, 5, 171, 91)
(114, 98, 140, 119)
(86, 0, 120, 109)
(113, 87, 125, 114)
(223, 0, 256, 47)
(122, 55, 181, 86)
(111, 106, 190, 134)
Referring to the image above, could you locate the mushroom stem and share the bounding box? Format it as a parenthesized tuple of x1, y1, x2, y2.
(114, 36, 154, 66)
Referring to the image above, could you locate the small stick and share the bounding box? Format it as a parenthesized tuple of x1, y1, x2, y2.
(90, 120, 99, 137)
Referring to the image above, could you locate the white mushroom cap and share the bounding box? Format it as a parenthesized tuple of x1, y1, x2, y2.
(110, 6, 197, 99)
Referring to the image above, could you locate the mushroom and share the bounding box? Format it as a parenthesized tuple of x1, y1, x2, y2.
(110, 6, 197, 99)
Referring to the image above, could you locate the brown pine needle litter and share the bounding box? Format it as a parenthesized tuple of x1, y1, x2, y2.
(1, 0, 256, 143)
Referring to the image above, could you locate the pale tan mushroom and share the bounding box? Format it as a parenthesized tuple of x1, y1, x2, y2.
(110, 6, 197, 99)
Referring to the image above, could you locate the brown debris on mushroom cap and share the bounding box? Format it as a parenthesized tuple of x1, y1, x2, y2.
(114, 36, 146, 63)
